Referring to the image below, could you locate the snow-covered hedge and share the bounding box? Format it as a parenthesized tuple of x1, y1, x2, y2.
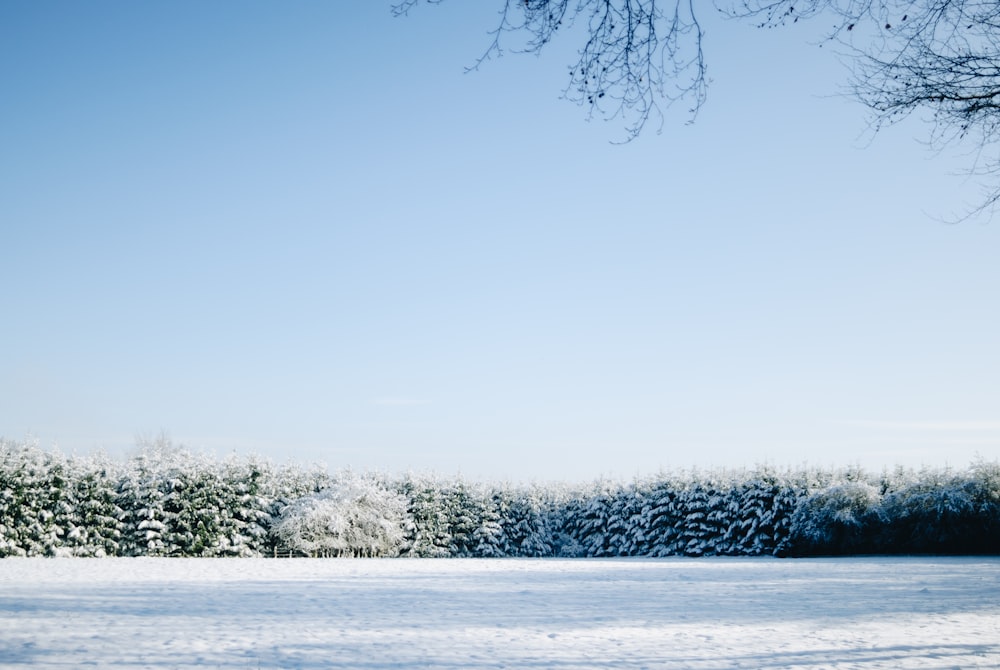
(1, 438, 997, 557)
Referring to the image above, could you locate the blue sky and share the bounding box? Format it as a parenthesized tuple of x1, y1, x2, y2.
(2, 2, 998, 481)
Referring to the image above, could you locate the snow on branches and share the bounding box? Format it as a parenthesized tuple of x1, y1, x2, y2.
(0, 438, 997, 558)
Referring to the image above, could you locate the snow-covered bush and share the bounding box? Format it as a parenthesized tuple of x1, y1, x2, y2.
(877, 464, 1000, 554)
(271, 472, 407, 557)
(788, 481, 883, 556)
(968, 460, 1000, 554)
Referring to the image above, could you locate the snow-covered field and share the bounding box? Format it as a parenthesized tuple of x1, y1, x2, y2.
(0, 557, 997, 669)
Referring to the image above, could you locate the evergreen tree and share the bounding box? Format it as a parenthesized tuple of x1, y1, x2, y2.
(639, 475, 684, 556)
(676, 479, 712, 556)
(65, 454, 124, 556)
(396, 474, 452, 557)
(732, 469, 782, 556)
(471, 488, 506, 557)
(219, 455, 274, 556)
(497, 484, 556, 557)
(117, 443, 175, 556)
(0, 442, 76, 556)
(443, 479, 484, 557)
(570, 481, 622, 557)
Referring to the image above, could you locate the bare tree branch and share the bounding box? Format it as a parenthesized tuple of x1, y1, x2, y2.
(398, 0, 1000, 214)
(396, 0, 706, 140)
(724, 0, 1000, 217)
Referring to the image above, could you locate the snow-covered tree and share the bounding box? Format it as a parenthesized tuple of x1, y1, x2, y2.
(0, 439, 46, 556)
(441, 478, 486, 557)
(566, 481, 618, 557)
(604, 484, 643, 556)
(271, 471, 407, 557)
(472, 488, 506, 557)
(117, 438, 186, 556)
(676, 478, 716, 556)
(65, 453, 124, 557)
(0, 441, 76, 556)
(637, 475, 685, 556)
(496, 484, 557, 557)
(396, 474, 453, 557)
(217, 455, 275, 556)
(731, 468, 797, 556)
(160, 453, 229, 556)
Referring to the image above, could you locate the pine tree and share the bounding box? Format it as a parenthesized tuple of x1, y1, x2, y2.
(0, 440, 45, 556)
(64, 454, 124, 556)
(0, 439, 24, 557)
(118, 444, 173, 556)
(0, 442, 77, 556)
(570, 481, 622, 557)
(472, 488, 506, 557)
(676, 479, 710, 556)
(732, 469, 782, 556)
(499, 485, 555, 557)
(640, 475, 684, 556)
(219, 455, 274, 556)
(443, 479, 484, 557)
(396, 474, 452, 557)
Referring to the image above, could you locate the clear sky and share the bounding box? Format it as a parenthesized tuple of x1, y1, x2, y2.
(2, 2, 998, 481)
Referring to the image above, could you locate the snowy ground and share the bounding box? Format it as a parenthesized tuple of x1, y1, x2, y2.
(0, 557, 997, 669)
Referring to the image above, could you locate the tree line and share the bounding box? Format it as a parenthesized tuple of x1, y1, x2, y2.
(1, 437, 997, 558)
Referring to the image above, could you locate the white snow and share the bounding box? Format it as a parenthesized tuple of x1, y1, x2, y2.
(0, 557, 997, 669)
